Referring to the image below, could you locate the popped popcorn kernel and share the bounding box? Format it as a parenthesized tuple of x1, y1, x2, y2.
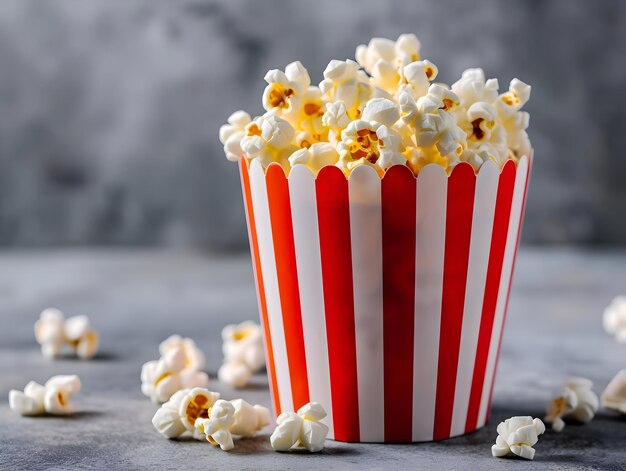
(221, 34, 532, 176)
(492, 416, 545, 460)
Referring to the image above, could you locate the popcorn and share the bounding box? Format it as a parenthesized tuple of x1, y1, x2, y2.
(43, 375, 82, 415)
(602, 370, 626, 414)
(64, 315, 99, 360)
(9, 381, 46, 416)
(270, 402, 329, 453)
(229, 399, 270, 437)
(195, 399, 236, 451)
(152, 388, 269, 451)
(218, 321, 265, 389)
(218, 360, 252, 389)
(544, 378, 599, 431)
(491, 416, 545, 460)
(221, 34, 532, 175)
(222, 321, 265, 373)
(9, 375, 81, 416)
(497, 78, 532, 118)
(34, 308, 99, 360)
(159, 335, 206, 372)
(397, 60, 438, 99)
(320, 60, 373, 120)
(603, 296, 626, 343)
(219, 111, 251, 162)
(141, 346, 209, 403)
(336, 119, 407, 174)
(34, 308, 66, 359)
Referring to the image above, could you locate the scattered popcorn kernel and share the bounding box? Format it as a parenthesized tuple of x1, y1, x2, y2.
(34, 308, 67, 359)
(152, 390, 188, 439)
(178, 387, 221, 440)
(142, 336, 209, 403)
(195, 399, 236, 451)
(35, 308, 100, 360)
(229, 399, 270, 437)
(218, 360, 252, 389)
(141, 347, 209, 404)
(159, 335, 206, 372)
(44, 375, 82, 415)
(544, 377, 599, 431)
(9, 381, 46, 416)
(222, 321, 265, 373)
(10, 375, 81, 416)
(270, 402, 329, 453)
(492, 416, 545, 460)
(602, 369, 626, 415)
(64, 315, 99, 360)
(603, 296, 626, 343)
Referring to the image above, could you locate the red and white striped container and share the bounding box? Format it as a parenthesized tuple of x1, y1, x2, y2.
(239, 155, 531, 443)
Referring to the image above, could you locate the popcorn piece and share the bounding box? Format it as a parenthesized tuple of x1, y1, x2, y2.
(270, 402, 329, 453)
(141, 347, 209, 403)
(602, 369, 626, 414)
(220, 35, 532, 175)
(544, 377, 600, 431)
(64, 315, 99, 360)
(159, 335, 206, 372)
(195, 399, 236, 451)
(43, 375, 82, 415)
(222, 321, 265, 373)
(34, 308, 67, 359)
(603, 296, 626, 343)
(219, 111, 251, 162)
(336, 120, 406, 174)
(218, 360, 252, 389)
(9, 381, 46, 416)
(229, 399, 270, 437)
(288, 142, 339, 174)
(492, 416, 545, 460)
(179, 387, 221, 440)
(9, 375, 81, 416)
(320, 59, 373, 120)
(240, 113, 298, 168)
(152, 389, 188, 439)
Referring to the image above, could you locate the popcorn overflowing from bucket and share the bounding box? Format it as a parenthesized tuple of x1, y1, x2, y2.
(220, 34, 531, 176)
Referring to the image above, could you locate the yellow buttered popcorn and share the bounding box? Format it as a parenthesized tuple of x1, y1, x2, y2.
(220, 34, 532, 176)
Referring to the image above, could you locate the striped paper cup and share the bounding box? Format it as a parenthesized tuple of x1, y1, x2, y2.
(238, 154, 531, 443)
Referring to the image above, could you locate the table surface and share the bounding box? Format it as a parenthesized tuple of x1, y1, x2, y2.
(0, 248, 625, 471)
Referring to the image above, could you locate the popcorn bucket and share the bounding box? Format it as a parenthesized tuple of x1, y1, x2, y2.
(238, 155, 531, 443)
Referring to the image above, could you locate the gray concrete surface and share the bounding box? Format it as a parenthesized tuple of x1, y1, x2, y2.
(0, 248, 625, 470)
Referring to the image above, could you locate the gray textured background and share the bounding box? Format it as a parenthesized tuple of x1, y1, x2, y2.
(0, 0, 625, 248)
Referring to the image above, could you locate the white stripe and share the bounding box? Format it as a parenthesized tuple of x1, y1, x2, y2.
(288, 165, 334, 439)
(478, 156, 530, 426)
(450, 162, 500, 437)
(248, 161, 293, 414)
(348, 165, 384, 442)
(412, 164, 448, 441)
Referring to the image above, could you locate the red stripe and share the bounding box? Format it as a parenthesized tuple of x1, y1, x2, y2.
(381, 165, 416, 442)
(433, 162, 476, 440)
(265, 163, 310, 410)
(239, 159, 281, 415)
(464, 160, 516, 432)
(486, 158, 532, 417)
(315, 166, 360, 442)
